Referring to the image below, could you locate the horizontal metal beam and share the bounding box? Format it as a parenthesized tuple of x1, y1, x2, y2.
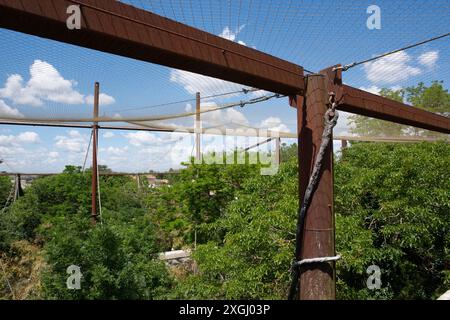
(0, 0, 304, 95)
(0, 172, 161, 176)
(319, 66, 450, 134)
(339, 85, 450, 134)
(2, 119, 448, 142)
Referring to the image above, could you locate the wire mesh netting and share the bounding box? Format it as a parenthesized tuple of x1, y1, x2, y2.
(0, 0, 449, 173)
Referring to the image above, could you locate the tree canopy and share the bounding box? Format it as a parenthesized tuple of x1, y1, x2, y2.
(349, 81, 450, 137)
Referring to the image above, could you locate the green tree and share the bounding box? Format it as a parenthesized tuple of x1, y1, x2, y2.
(147, 153, 262, 248)
(173, 142, 450, 300)
(349, 81, 450, 137)
(335, 142, 449, 299)
(0, 176, 12, 208)
(0, 165, 172, 299)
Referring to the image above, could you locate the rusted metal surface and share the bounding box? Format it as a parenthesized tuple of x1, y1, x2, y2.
(289, 71, 335, 300)
(195, 92, 201, 161)
(0, 0, 304, 95)
(339, 85, 450, 134)
(91, 81, 99, 225)
(321, 66, 450, 134)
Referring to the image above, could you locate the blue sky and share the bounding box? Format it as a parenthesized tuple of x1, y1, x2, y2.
(0, 0, 448, 173)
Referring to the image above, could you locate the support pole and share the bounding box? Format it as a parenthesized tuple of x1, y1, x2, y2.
(341, 139, 348, 149)
(195, 92, 201, 162)
(91, 82, 99, 225)
(275, 137, 281, 165)
(290, 73, 336, 300)
(13, 174, 23, 201)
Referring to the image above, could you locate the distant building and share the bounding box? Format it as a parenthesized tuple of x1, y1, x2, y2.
(138, 174, 170, 188)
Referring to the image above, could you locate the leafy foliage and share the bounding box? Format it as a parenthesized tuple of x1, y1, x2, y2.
(335, 142, 450, 299)
(350, 81, 450, 137)
(0, 166, 172, 299)
(173, 142, 449, 300)
(0, 176, 12, 208)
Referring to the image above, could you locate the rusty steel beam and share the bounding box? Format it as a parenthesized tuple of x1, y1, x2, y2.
(339, 85, 450, 134)
(290, 72, 336, 300)
(91, 81, 99, 224)
(320, 66, 450, 134)
(0, 0, 304, 95)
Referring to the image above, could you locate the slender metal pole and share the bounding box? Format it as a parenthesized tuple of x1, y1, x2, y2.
(341, 139, 348, 149)
(275, 137, 281, 165)
(195, 92, 201, 162)
(91, 82, 99, 225)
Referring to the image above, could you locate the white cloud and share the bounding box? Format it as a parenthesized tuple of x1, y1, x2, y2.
(170, 26, 251, 96)
(85, 93, 116, 106)
(102, 131, 115, 138)
(125, 131, 160, 146)
(358, 85, 381, 95)
(48, 151, 59, 158)
(259, 117, 289, 132)
(0, 60, 84, 106)
(0, 99, 23, 117)
(363, 51, 421, 84)
(54, 130, 89, 153)
(198, 102, 249, 127)
(100, 146, 128, 156)
(219, 25, 245, 42)
(170, 69, 244, 96)
(418, 50, 439, 68)
(0, 131, 40, 146)
(17, 131, 40, 143)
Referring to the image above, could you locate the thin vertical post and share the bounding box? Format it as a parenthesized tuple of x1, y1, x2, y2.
(91, 82, 99, 225)
(13, 174, 22, 201)
(290, 73, 335, 299)
(195, 92, 201, 162)
(275, 137, 281, 165)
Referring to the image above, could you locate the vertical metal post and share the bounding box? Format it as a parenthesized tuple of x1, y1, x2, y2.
(275, 137, 281, 165)
(195, 92, 201, 162)
(290, 73, 336, 299)
(13, 174, 21, 201)
(91, 82, 99, 225)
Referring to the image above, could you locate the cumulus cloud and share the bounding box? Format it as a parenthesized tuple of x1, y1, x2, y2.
(363, 51, 421, 84)
(194, 101, 249, 128)
(258, 117, 289, 132)
(0, 99, 23, 118)
(170, 26, 251, 96)
(55, 130, 89, 153)
(102, 131, 115, 138)
(358, 85, 381, 95)
(0, 131, 40, 146)
(170, 69, 244, 97)
(418, 50, 439, 68)
(85, 93, 116, 106)
(219, 25, 246, 45)
(0, 60, 85, 106)
(125, 131, 160, 146)
(100, 146, 128, 156)
(0, 60, 116, 110)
